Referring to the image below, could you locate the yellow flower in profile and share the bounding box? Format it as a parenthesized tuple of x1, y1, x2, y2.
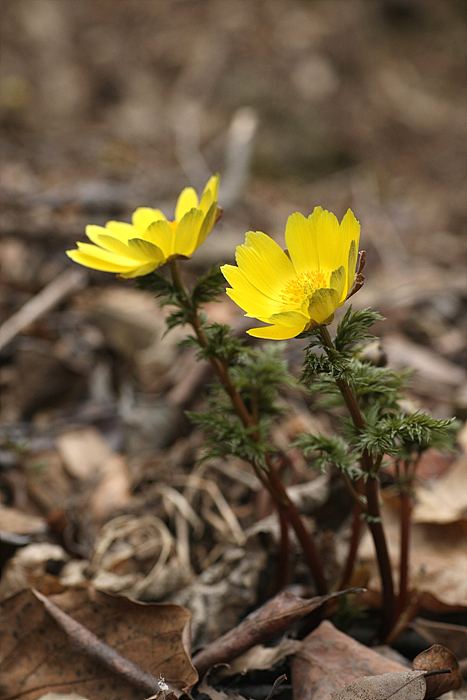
(221, 207, 362, 340)
(67, 174, 220, 278)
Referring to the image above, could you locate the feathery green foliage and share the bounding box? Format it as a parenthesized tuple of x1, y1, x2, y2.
(189, 343, 294, 466)
(135, 269, 194, 329)
(230, 343, 296, 416)
(191, 266, 226, 307)
(188, 402, 272, 468)
(307, 359, 412, 411)
(300, 307, 382, 355)
(353, 411, 458, 459)
(293, 433, 360, 478)
(182, 322, 245, 364)
(335, 307, 384, 354)
(135, 269, 176, 298)
(297, 307, 457, 490)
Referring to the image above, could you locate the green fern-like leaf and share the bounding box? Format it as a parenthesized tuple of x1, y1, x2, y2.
(230, 343, 296, 417)
(188, 406, 272, 469)
(335, 307, 384, 354)
(293, 433, 359, 477)
(135, 270, 176, 298)
(192, 266, 226, 307)
(194, 322, 244, 364)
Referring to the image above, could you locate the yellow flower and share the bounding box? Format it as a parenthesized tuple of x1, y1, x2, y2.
(221, 207, 362, 340)
(67, 174, 220, 278)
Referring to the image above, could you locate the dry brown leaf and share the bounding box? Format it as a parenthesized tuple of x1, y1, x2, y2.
(56, 427, 113, 480)
(0, 505, 46, 536)
(89, 454, 131, 522)
(216, 638, 302, 678)
(413, 644, 462, 698)
(412, 453, 467, 525)
(330, 670, 426, 700)
(358, 491, 467, 607)
(0, 587, 197, 700)
(37, 694, 91, 700)
(411, 618, 467, 661)
(0, 542, 69, 601)
(24, 449, 73, 513)
(56, 427, 131, 521)
(197, 676, 248, 700)
(193, 588, 363, 679)
(291, 620, 408, 700)
(172, 541, 267, 647)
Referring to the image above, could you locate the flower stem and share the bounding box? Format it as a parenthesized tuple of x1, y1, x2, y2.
(337, 478, 364, 589)
(168, 260, 328, 594)
(264, 455, 328, 594)
(318, 326, 395, 639)
(396, 467, 413, 620)
(276, 508, 290, 593)
(398, 491, 411, 616)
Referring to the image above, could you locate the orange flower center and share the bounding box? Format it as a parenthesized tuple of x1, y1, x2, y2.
(279, 270, 327, 311)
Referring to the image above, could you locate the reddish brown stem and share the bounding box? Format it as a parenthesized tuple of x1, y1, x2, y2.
(337, 479, 364, 589)
(265, 455, 328, 594)
(397, 488, 412, 619)
(275, 508, 290, 593)
(318, 326, 396, 639)
(169, 260, 328, 594)
(365, 474, 396, 639)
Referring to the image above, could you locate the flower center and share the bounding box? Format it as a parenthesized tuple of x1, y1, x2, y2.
(279, 270, 327, 311)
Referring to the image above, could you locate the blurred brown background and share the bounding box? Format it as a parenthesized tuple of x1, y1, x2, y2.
(1, 0, 466, 241)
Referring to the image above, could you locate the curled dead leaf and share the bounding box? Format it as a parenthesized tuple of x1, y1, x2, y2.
(413, 644, 462, 698)
(331, 670, 427, 700)
(0, 587, 197, 700)
(192, 588, 364, 679)
(411, 617, 467, 661)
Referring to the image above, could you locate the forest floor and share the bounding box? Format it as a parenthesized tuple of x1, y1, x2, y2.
(1, 1, 466, 698)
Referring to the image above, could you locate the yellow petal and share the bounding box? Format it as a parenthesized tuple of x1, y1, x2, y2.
(346, 239, 358, 295)
(174, 208, 204, 256)
(340, 209, 360, 252)
(199, 173, 220, 214)
(105, 221, 136, 242)
(203, 173, 220, 199)
(314, 209, 342, 272)
(267, 310, 310, 327)
(329, 265, 346, 304)
(175, 187, 198, 221)
(85, 224, 112, 246)
(235, 231, 295, 300)
(222, 265, 283, 317)
(308, 206, 324, 226)
(195, 201, 218, 250)
(346, 235, 359, 294)
(307, 287, 340, 324)
(285, 212, 320, 274)
(94, 234, 138, 257)
(76, 241, 138, 263)
(66, 246, 137, 273)
(132, 207, 167, 235)
(247, 321, 307, 340)
(144, 219, 175, 258)
(127, 238, 165, 263)
(118, 262, 161, 278)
